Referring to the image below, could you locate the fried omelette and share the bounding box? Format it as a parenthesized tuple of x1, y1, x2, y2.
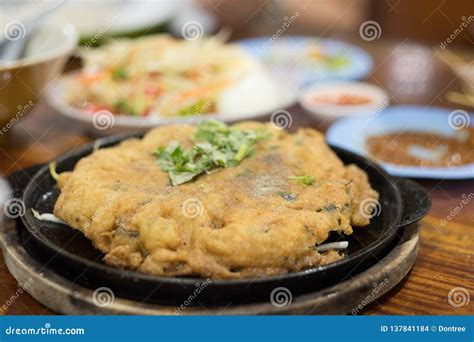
(54, 122, 378, 279)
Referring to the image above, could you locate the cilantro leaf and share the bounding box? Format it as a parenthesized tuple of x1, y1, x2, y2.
(288, 175, 315, 186)
(155, 120, 270, 186)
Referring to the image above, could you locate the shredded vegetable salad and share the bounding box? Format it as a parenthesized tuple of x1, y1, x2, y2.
(265, 41, 349, 70)
(65, 34, 262, 118)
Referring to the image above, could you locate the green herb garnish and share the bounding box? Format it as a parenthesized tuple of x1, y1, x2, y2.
(326, 55, 348, 70)
(115, 99, 134, 114)
(115, 93, 146, 116)
(177, 100, 211, 117)
(155, 120, 270, 186)
(288, 175, 315, 186)
(112, 66, 128, 80)
(49, 162, 59, 181)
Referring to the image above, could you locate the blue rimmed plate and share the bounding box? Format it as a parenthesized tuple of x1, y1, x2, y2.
(236, 36, 373, 87)
(326, 105, 474, 179)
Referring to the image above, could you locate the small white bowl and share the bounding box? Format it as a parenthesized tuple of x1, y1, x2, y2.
(0, 24, 78, 129)
(299, 81, 389, 122)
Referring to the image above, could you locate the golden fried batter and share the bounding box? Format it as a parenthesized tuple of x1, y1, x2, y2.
(54, 122, 378, 279)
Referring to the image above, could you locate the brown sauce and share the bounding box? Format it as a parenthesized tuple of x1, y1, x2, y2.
(365, 128, 474, 167)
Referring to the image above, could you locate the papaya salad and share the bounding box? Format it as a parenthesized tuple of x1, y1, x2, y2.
(63, 34, 280, 118)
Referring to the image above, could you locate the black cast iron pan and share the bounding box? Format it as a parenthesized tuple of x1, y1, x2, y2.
(6, 133, 431, 306)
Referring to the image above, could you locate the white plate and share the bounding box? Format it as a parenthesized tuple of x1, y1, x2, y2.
(326, 105, 474, 179)
(46, 76, 298, 136)
(237, 36, 373, 88)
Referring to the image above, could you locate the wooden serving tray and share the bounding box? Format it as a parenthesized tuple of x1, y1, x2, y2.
(0, 215, 419, 315)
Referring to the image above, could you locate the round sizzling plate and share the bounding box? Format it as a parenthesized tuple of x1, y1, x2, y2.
(16, 134, 430, 306)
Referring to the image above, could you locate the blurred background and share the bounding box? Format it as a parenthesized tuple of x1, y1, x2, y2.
(0, 0, 473, 160)
(4, 0, 473, 45)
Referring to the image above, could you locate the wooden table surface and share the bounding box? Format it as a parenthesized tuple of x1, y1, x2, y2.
(0, 40, 473, 315)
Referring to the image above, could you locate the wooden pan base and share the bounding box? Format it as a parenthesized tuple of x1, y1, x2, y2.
(0, 216, 419, 315)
